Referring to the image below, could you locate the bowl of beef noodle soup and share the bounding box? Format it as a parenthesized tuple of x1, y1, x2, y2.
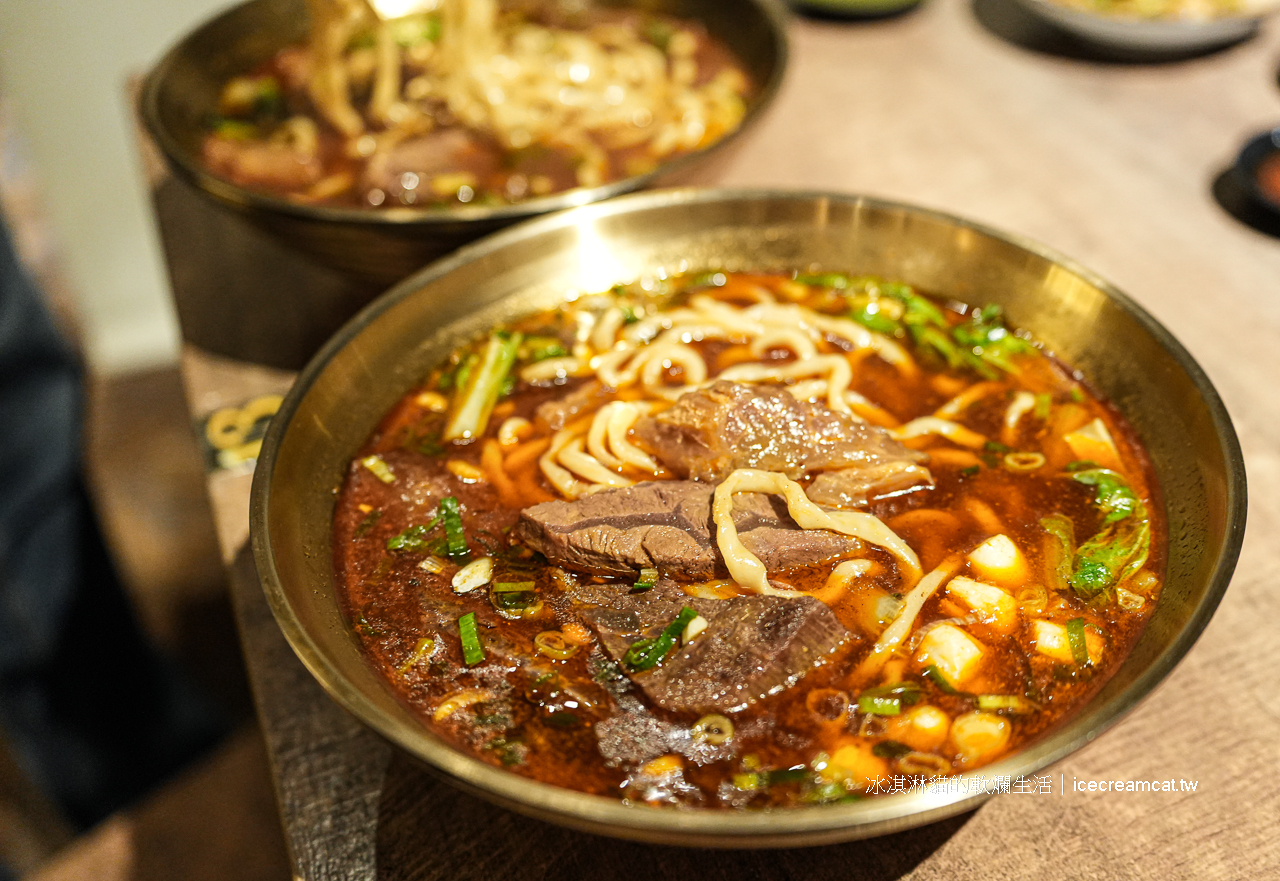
(250, 189, 1245, 846)
(140, 0, 786, 285)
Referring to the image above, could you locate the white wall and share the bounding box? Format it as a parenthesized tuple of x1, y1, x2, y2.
(0, 0, 234, 374)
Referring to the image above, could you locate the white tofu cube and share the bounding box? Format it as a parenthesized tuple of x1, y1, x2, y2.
(914, 623, 985, 688)
(967, 534, 1029, 587)
(1031, 619, 1105, 664)
(947, 576, 1018, 634)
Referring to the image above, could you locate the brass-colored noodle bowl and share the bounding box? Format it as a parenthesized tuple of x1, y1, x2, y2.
(251, 190, 1245, 847)
(140, 0, 789, 285)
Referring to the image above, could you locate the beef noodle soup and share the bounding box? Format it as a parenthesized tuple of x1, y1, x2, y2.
(332, 271, 1163, 807)
(201, 0, 753, 208)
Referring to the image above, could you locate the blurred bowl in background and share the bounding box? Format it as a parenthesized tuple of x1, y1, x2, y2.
(1233, 127, 1280, 215)
(1014, 0, 1267, 52)
(139, 0, 788, 368)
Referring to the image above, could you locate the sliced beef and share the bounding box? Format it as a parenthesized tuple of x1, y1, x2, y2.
(579, 586, 851, 714)
(202, 136, 323, 191)
(515, 480, 860, 578)
(632, 381, 932, 505)
(361, 128, 500, 201)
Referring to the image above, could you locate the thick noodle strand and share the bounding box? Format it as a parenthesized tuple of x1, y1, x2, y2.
(710, 470, 921, 596)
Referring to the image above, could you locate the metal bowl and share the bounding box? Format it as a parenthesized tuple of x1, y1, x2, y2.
(251, 189, 1246, 847)
(140, 0, 789, 286)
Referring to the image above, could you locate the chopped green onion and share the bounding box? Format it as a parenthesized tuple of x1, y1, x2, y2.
(976, 694, 1038, 715)
(764, 767, 809, 785)
(794, 272, 850, 289)
(386, 517, 440, 552)
(1005, 452, 1046, 471)
(353, 509, 382, 538)
(492, 584, 539, 612)
(396, 637, 435, 675)
(860, 680, 923, 704)
(850, 304, 901, 336)
(632, 568, 658, 593)
(1033, 392, 1053, 420)
(1065, 617, 1091, 666)
(528, 341, 569, 362)
(545, 711, 580, 728)
(212, 119, 258, 140)
(1039, 514, 1075, 593)
(691, 714, 735, 745)
(923, 664, 963, 695)
(1070, 387, 1085, 403)
(960, 465, 981, 478)
(438, 496, 467, 557)
(858, 695, 902, 716)
(458, 612, 484, 666)
(361, 455, 396, 484)
(732, 772, 761, 791)
(443, 332, 523, 441)
(534, 631, 579, 660)
(872, 740, 913, 759)
(623, 606, 698, 671)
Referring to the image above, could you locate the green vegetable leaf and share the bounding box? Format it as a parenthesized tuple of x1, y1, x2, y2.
(1071, 518, 1150, 599)
(949, 303, 1037, 377)
(1070, 468, 1140, 524)
(850, 304, 901, 336)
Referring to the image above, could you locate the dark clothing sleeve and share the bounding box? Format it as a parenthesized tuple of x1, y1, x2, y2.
(0, 211, 224, 831)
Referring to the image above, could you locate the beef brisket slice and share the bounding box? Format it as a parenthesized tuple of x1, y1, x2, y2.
(632, 381, 932, 504)
(582, 592, 850, 714)
(515, 481, 859, 578)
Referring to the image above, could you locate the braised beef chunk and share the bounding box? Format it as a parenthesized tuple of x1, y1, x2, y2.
(534, 380, 612, 432)
(805, 461, 936, 509)
(631, 381, 932, 505)
(515, 481, 860, 578)
(581, 588, 851, 714)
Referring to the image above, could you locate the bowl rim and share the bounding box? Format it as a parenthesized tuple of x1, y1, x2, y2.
(250, 187, 1247, 845)
(138, 0, 791, 228)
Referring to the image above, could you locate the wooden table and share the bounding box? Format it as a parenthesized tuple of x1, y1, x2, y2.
(167, 2, 1280, 877)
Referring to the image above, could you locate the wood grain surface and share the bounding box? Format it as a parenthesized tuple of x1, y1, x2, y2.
(177, 2, 1280, 877)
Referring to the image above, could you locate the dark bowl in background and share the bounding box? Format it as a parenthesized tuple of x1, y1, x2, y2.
(1234, 127, 1280, 215)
